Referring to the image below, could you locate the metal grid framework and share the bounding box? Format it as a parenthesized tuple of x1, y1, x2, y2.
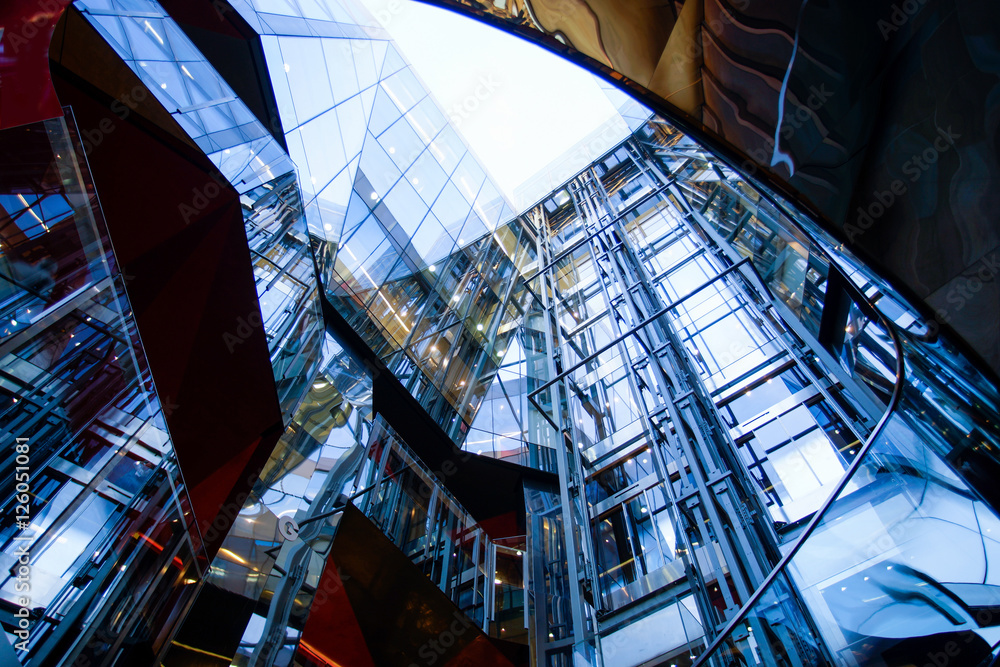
(514, 124, 896, 666)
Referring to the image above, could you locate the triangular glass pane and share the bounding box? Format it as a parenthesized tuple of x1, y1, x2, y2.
(367, 87, 401, 137)
(350, 40, 378, 91)
(321, 38, 359, 104)
(371, 40, 388, 77)
(382, 44, 406, 78)
(277, 36, 334, 122)
(163, 20, 203, 61)
(298, 109, 347, 195)
(122, 16, 173, 61)
(340, 186, 371, 242)
(359, 86, 376, 127)
(313, 166, 353, 241)
(336, 95, 367, 161)
(91, 15, 131, 55)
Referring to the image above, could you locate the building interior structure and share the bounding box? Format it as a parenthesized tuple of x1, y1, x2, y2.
(0, 0, 999, 666)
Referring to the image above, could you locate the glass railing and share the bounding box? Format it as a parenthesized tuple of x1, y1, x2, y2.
(351, 416, 522, 634)
(0, 111, 204, 665)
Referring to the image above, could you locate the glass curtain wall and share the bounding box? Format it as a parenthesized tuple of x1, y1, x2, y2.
(209, 335, 375, 667)
(29, 2, 1000, 666)
(76, 0, 325, 429)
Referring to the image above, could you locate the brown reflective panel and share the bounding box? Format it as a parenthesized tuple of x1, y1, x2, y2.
(317, 504, 527, 666)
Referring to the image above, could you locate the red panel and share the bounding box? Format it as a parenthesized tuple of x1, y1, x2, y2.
(298, 556, 376, 667)
(444, 635, 516, 667)
(477, 512, 521, 541)
(51, 56, 284, 558)
(0, 0, 71, 129)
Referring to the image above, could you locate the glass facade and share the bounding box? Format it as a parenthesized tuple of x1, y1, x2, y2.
(0, 113, 203, 665)
(1, 0, 999, 666)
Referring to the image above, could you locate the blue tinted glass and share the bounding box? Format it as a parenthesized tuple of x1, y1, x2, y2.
(336, 94, 366, 160)
(378, 116, 425, 173)
(253, 0, 298, 15)
(371, 41, 388, 76)
(472, 180, 504, 230)
(323, 0, 355, 23)
(277, 37, 334, 122)
(382, 44, 407, 78)
(141, 61, 192, 109)
(184, 60, 228, 102)
(405, 96, 447, 141)
(453, 152, 486, 204)
(406, 150, 448, 207)
(163, 20, 202, 61)
(380, 68, 425, 113)
(382, 179, 428, 237)
(459, 209, 488, 245)
(341, 215, 387, 266)
(321, 38, 360, 103)
(313, 167, 353, 240)
(121, 16, 173, 61)
(350, 39, 379, 90)
(341, 189, 373, 240)
(297, 110, 347, 193)
(498, 203, 516, 226)
(295, 0, 335, 20)
(261, 36, 297, 127)
(39, 196, 72, 222)
(192, 103, 236, 134)
(429, 126, 464, 175)
(412, 214, 455, 265)
(90, 15, 130, 54)
(431, 181, 470, 238)
(359, 85, 376, 122)
(283, 127, 313, 197)
(359, 139, 400, 199)
(368, 87, 402, 137)
(356, 241, 398, 291)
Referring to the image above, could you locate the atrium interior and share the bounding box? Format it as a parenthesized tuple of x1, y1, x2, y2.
(1, 1, 999, 666)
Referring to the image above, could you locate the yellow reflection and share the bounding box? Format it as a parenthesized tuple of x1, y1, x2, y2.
(218, 547, 249, 566)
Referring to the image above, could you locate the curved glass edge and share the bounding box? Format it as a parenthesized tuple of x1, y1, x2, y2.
(0, 111, 207, 664)
(693, 189, 1000, 667)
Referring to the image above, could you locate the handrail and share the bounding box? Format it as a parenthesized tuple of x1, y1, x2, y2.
(690, 308, 907, 667)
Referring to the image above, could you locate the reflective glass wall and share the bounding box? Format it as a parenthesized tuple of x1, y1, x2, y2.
(4, 1, 996, 665)
(0, 113, 205, 664)
(76, 0, 324, 430)
(482, 115, 999, 666)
